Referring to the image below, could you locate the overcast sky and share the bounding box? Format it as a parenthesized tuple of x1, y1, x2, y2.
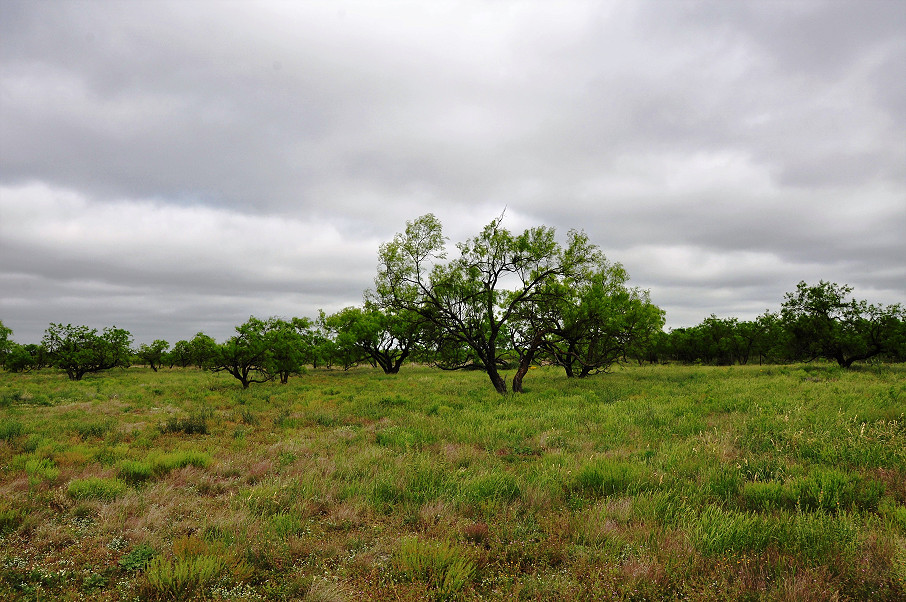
(2, 0, 904, 345)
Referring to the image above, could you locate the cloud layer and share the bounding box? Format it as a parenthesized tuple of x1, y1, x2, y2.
(2, 0, 904, 344)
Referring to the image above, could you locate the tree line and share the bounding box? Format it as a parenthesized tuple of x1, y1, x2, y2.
(1, 216, 904, 392)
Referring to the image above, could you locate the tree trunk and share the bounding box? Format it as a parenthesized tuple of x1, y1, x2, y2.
(486, 367, 508, 395)
(512, 337, 542, 393)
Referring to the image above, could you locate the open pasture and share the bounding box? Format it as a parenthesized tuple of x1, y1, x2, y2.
(1, 363, 904, 601)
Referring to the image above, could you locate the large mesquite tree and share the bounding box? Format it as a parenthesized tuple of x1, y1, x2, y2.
(42, 323, 133, 380)
(781, 281, 904, 368)
(373, 213, 599, 394)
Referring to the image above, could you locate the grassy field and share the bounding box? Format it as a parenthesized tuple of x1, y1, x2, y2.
(1, 363, 904, 601)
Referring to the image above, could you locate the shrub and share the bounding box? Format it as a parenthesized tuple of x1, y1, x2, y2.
(392, 537, 475, 600)
(68, 477, 127, 501)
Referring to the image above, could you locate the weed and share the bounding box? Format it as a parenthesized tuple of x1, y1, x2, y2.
(570, 459, 651, 499)
(119, 543, 158, 572)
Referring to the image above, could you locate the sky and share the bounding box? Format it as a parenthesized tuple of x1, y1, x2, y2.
(1, 0, 905, 345)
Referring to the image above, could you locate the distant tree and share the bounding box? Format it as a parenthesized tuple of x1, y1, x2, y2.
(530, 259, 665, 380)
(167, 339, 193, 368)
(0, 320, 12, 361)
(374, 213, 599, 394)
(2, 344, 37, 372)
(319, 309, 367, 371)
(0, 322, 40, 372)
(781, 281, 904, 368)
(267, 317, 310, 384)
(322, 305, 421, 374)
(136, 340, 169, 372)
(42, 323, 133, 380)
(751, 311, 786, 364)
(188, 332, 218, 369)
(210, 317, 274, 388)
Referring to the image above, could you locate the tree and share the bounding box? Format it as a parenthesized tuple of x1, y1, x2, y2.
(167, 339, 194, 368)
(42, 323, 133, 380)
(188, 332, 218, 369)
(267, 317, 311, 384)
(374, 213, 598, 394)
(2, 344, 38, 373)
(530, 259, 664, 380)
(136, 340, 169, 372)
(0, 321, 39, 373)
(781, 281, 904, 368)
(318, 309, 366, 371)
(210, 317, 274, 388)
(0, 320, 12, 362)
(321, 305, 421, 374)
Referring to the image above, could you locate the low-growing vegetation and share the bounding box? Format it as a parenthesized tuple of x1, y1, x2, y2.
(0, 363, 904, 600)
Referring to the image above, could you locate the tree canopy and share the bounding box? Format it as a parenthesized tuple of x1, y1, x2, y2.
(41, 323, 133, 380)
(373, 213, 652, 393)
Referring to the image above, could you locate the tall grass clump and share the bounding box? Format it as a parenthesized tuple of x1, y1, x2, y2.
(25, 456, 59, 485)
(143, 536, 250, 600)
(74, 419, 113, 440)
(117, 459, 154, 484)
(67, 476, 128, 501)
(391, 536, 475, 600)
(569, 458, 652, 500)
(0, 418, 23, 441)
(149, 450, 212, 476)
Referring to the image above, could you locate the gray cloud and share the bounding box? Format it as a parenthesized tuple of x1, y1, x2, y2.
(2, 0, 904, 344)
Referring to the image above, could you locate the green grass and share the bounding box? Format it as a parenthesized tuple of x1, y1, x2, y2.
(0, 362, 904, 600)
